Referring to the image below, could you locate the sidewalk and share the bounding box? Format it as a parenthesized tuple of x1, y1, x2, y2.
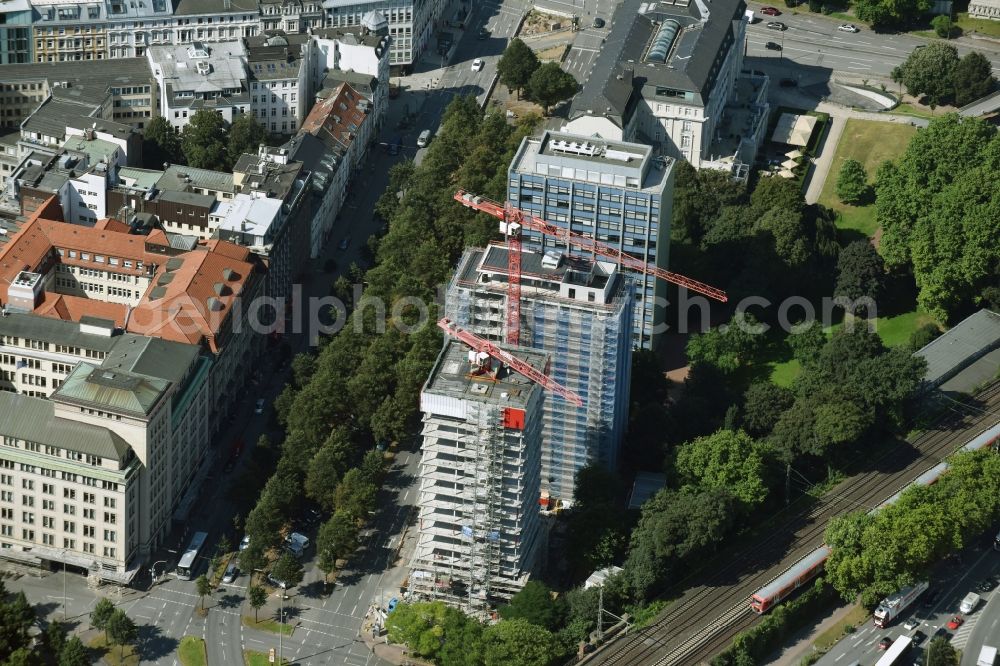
(765, 603, 859, 666)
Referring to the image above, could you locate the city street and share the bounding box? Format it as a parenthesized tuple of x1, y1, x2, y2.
(815, 538, 1000, 666)
(745, 3, 1000, 78)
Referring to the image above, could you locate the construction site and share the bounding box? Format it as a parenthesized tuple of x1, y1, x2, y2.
(408, 334, 549, 613)
(446, 244, 633, 504)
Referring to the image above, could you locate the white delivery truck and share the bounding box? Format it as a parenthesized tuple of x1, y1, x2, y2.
(873, 581, 929, 628)
(960, 592, 981, 614)
(978, 645, 997, 666)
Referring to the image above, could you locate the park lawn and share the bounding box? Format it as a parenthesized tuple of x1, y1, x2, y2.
(823, 309, 937, 348)
(242, 615, 294, 636)
(88, 635, 140, 666)
(178, 636, 208, 666)
(818, 120, 918, 240)
(244, 650, 289, 666)
(891, 103, 937, 120)
(955, 11, 1000, 37)
(769, 358, 801, 387)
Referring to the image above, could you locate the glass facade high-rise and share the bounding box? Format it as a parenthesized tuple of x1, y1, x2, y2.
(446, 245, 633, 503)
(507, 130, 675, 350)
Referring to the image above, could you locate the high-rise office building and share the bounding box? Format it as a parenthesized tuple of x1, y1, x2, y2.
(409, 339, 547, 611)
(446, 245, 633, 503)
(507, 130, 674, 350)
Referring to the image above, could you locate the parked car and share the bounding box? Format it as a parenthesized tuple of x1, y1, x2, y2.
(911, 630, 927, 646)
(959, 592, 980, 613)
(903, 618, 918, 631)
(978, 578, 997, 593)
(254, 398, 265, 414)
(592, 17, 605, 28)
(417, 129, 431, 148)
(387, 597, 399, 613)
(921, 589, 940, 608)
(766, 21, 786, 30)
(268, 573, 288, 589)
(946, 615, 964, 630)
(285, 532, 310, 558)
(338, 236, 351, 250)
(760, 6, 781, 15)
(878, 636, 893, 650)
(765, 41, 782, 50)
(222, 564, 240, 584)
(838, 23, 860, 32)
(471, 58, 485, 72)
(239, 535, 251, 551)
(477, 28, 490, 40)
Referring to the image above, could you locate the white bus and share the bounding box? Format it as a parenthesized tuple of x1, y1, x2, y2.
(176, 531, 208, 580)
(875, 636, 912, 666)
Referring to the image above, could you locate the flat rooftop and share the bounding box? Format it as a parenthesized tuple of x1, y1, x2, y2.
(916, 309, 1000, 387)
(423, 337, 547, 410)
(510, 130, 672, 194)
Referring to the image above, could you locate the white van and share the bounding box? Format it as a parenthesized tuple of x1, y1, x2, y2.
(417, 130, 431, 147)
(960, 592, 981, 613)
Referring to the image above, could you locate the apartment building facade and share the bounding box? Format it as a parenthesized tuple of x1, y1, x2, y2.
(447, 245, 633, 503)
(409, 338, 546, 611)
(0, 0, 32, 64)
(507, 130, 674, 350)
(322, 0, 443, 70)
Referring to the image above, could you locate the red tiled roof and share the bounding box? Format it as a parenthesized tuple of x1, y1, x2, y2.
(93, 219, 132, 234)
(0, 197, 260, 353)
(300, 82, 368, 151)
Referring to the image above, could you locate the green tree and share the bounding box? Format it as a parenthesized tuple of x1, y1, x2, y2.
(0, 591, 35, 656)
(358, 448, 385, 485)
(271, 553, 304, 590)
(3, 648, 37, 666)
(106, 609, 137, 660)
(316, 510, 359, 577)
(927, 637, 958, 666)
(334, 468, 378, 522)
(623, 487, 736, 600)
(499, 581, 565, 628)
(45, 620, 66, 657)
(291, 353, 317, 388)
(891, 43, 960, 106)
(58, 636, 90, 666)
(931, 14, 952, 38)
(674, 429, 769, 506)
(305, 428, 354, 511)
(90, 597, 115, 641)
(835, 159, 870, 205)
(195, 575, 212, 610)
(527, 62, 577, 115)
(227, 114, 267, 165)
(952, 51, 996, 107)
(181, 109, 229, 170)
(908, 323, 941, 350)
(142, 115, 184, 168)
(497, 39, 540, 99)
(685, 314, 764, 373)
(239, 544, 267, 583)
(482, 618, 562, 666)
(247, 586, 268, 622)
(835, 240, 884, 303)
(741, 382, 794, 438)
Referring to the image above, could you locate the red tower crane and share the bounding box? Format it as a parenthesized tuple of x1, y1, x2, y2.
(455, 190, 728, 344)
(437, 318, 584, 407)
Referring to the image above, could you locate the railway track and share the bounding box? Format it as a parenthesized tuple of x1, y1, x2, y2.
(587, 380, 1000, 666)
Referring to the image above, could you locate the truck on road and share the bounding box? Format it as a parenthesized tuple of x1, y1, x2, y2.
(874, 581, 929, 628)
(979, 645, 997, 666)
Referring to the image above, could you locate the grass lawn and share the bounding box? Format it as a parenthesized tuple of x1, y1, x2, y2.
(813, 605, 871, 652)
(955, 11, 1000, 38)
(892, 102, 938, 120)
(242, 615, 295, 636)
(769, 358, 801, 387)
(244, 650, 290, 666)
(824, 309, 938, 348)
(818, 119, 918, 240)
(88, 635, 140, 666)
(178, 637, 208, 666)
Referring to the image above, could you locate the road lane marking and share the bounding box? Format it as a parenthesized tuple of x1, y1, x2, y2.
(835, 653, 844, 661)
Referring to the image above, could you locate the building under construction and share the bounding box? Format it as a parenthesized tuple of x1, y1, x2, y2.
(409, 338, 548, 612)
(446, 244, 633, 503)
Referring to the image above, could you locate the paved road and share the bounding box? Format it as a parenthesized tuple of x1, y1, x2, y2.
(745, 3, 1000, 78)
(816, 540, 1000, 666)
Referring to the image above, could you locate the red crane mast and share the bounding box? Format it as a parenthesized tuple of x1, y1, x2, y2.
(454, 190, 728, 318)
(437, 318, 584, 407)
